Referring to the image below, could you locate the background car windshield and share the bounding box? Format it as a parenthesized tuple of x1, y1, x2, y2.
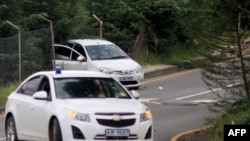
(85, 44, 129, 60)
(54, 77, 131, 99)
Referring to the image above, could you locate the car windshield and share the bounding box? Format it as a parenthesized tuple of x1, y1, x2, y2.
(85, 44, 129, 60)
(54, 77, 131, 99)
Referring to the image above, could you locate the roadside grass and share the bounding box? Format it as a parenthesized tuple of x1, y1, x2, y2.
(161, 43, 207, 65)
(137, 52, 162, 67)
(0, 83, 18, 113)
(137, 42, 208, 69)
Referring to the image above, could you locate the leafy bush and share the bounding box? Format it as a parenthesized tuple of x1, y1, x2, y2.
(208, 100, 250, 141)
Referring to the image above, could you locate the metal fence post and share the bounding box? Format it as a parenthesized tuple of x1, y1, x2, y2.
(6, 20, 21, 83)
(93, 14, 103, 39)
(41, 16, 55, 69)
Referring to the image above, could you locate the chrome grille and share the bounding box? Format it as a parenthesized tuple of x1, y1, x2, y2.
(114, 70, 135, 75)
(96, 119, 136, 127)
(95, 113, 135, 116)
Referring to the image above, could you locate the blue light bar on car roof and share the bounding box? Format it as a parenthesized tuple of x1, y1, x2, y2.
(55, 66, 61, 74)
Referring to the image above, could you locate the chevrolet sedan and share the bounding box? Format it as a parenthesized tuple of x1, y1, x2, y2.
(4, 67, 153, 141)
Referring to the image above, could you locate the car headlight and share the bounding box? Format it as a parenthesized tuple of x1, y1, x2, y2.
(135, 66, 142, 73)
(100, 67, 114, 74)
(68, 110, 90, 122)
(140, 108, 152, 122)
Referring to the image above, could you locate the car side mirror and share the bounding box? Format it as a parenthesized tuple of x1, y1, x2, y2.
(33, 91, 48, 100)
(77, 56, 86, 61)
(130, 90, 140, 99)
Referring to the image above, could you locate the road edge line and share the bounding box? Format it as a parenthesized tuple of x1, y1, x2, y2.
(170, 125, 211, 141)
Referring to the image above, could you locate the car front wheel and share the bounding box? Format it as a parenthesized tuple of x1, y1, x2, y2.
(5, 116, 18, 141)
(50, 118, 62, 141)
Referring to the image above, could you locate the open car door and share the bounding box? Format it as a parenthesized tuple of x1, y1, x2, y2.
(53, 44, 87, 70)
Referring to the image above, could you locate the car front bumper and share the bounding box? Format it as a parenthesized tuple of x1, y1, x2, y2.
(60, 114, 153, 141)
(110, 72, 144, 89)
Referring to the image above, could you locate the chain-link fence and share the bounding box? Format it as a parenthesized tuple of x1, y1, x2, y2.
(0, 27, 53, 86)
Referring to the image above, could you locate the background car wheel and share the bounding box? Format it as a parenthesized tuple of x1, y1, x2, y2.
(50, 119, 62, 141)
(5, 116, 18, 141)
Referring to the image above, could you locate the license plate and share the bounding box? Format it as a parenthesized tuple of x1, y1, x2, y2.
(119, 77, 133, 81)
(105, 129, 130, 137)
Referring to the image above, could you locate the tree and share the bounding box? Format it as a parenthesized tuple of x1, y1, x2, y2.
(83, 0, 183, 59)
(189, 0, 250, 112)
(0, 0, 90, 42)
(0, 0, 23, 37)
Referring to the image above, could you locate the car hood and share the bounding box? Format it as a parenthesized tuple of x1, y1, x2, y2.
(57, 98, 146, 114)
(91, 59, 140, 70)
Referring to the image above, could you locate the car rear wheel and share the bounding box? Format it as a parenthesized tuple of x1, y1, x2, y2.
(50, 119, 62, 141)
(5, 116, 18, 141)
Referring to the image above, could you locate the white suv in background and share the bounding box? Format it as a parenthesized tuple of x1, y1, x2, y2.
(54, 39, 144, 89)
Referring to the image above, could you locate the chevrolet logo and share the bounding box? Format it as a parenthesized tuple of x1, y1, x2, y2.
(112, 115, 121, 121)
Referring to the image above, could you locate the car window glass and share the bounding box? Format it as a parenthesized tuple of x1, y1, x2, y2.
(72, 44, 86, 59)
(17, 76, 41, 96)
(85, 45, 128, 60)
(69, 49, 83, 61)
(38, 76, 51, 99)
(54, 77, 130, 99)
(55, 46, 71, 60)
(69, 45, 86, 61)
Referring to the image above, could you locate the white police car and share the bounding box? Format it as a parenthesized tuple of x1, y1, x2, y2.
(54, 39, 144, 89)
(4, 67, 154, 141)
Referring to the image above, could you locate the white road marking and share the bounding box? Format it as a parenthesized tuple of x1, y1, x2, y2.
(176, 82, 242, 101)
(139, 98, 162, 105)
(139, 98, 157, 102)
(191, 99, 218, 104)
(176, 88, 221, 100)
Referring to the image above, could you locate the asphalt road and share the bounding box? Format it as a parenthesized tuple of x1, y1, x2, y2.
(0, 68, 218, 141)
(0, 116, 4, 141)
(137, 69, 216, 141)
